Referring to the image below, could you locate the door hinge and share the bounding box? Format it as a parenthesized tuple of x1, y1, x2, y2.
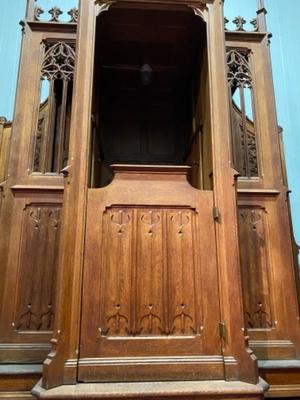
(213, 206, 221, 221)
(219, 321, 226, 340)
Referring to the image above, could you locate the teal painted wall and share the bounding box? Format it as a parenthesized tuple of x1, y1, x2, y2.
(224, 0, 300, 245)
(0, 0, 299, 243)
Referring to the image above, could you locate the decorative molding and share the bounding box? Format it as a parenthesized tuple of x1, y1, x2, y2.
(225, 16, 259, 33)
(188, 5, 207, 23)
(237, 189, 280, 196)
(95, 1, 116, 16)
(10, 185, 64, 194)
(79, 355, 224, 366)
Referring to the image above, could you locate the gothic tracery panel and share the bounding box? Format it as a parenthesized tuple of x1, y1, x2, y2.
(33, 41, 75, 174)
(227, 49, 259, 178)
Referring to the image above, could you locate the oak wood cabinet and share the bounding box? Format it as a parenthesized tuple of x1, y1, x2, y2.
(0, 0, 299, 399)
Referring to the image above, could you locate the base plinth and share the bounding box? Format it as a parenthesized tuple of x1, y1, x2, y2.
(32, 379, 268, 400)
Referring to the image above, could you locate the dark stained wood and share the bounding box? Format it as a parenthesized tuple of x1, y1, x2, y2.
(227, 30, 300, 368)
(79, 165, 222, 382)
(3, 0, 300, 398)
(40, 0, 259, 392)
(0, 19, 75, 364)
(238, 206, 273, 329)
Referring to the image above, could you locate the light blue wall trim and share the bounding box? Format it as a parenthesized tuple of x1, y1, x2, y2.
(0, 2, 26, 120)
(0, 0, 299, 242)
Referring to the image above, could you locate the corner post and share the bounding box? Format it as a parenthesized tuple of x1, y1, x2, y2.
(25, 0, 36, 21)
(207, 0, 259, 384)
(42, 0, 97, 389)
(257, 0, 267, 32)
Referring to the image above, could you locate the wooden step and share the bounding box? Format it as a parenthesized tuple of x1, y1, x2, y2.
(259, 360, 300, 398)
(0, 364, 42, 400)
(33, 378, 268, 400)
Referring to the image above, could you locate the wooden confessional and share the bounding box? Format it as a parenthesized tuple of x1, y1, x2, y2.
(0, 0, 300, 399)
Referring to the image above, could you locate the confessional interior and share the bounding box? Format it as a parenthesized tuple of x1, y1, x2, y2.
(89, 5, 213, 189)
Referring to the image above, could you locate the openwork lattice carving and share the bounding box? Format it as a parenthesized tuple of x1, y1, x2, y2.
(33, 5, 79, 23)
(227, 49, 259, 177)
(33, 41, 75, 173)
(41, 42, 76, 81)
(225, 16, 259, 32)
(227, 49, 252, 89)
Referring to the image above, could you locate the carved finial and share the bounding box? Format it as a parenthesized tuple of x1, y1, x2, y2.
(49, 6, 63, 22)
(34, 6, 44, 21)
(233, 16, 247, 31)
(250, 18, 258, 32)
(0, 117, 7, 125)
(68, 7, 79, 23)
(224, 16, 229, 31)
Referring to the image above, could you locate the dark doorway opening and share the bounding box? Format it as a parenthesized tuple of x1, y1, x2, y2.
(90, 4, 209, 187)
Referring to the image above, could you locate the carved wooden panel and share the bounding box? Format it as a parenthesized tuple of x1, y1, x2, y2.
(99, 207, 200, 337)
(13, 204, 61, 331)
(79, 166, 222, 382)
(238, 206, 272, 329)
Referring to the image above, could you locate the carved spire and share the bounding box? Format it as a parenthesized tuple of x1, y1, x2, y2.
(257, 0, 267, 32)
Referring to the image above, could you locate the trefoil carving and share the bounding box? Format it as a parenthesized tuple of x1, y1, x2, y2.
(41, 42, 76, 81)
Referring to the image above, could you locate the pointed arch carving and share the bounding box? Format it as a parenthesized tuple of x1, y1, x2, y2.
(33, 41, 76, 173)
(227, 49, 252, 89)
(41, 42, 76, 81)
(227, 48, 258, 178)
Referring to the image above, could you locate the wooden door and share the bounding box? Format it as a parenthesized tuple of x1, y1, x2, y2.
(78, 165, 222, 382)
